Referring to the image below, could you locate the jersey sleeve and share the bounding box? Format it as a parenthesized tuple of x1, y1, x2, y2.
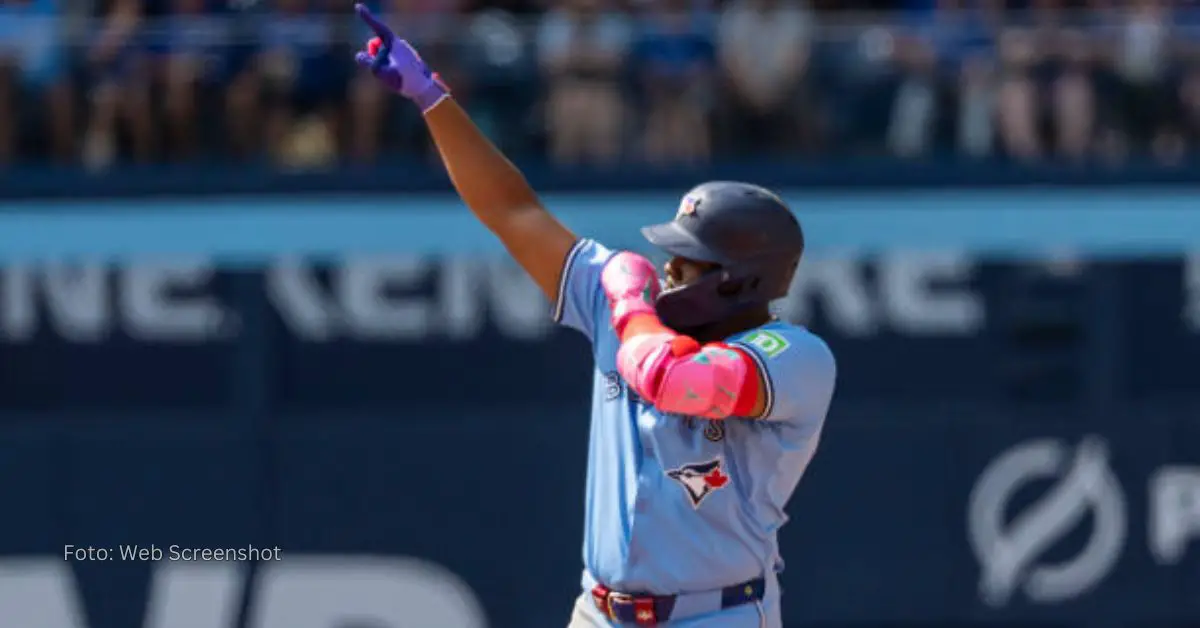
(551, 238, 616, 343)
(728, 327, 837, 423)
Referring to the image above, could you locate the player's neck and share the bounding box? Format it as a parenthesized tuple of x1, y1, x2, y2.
(683, 308, 773, 344)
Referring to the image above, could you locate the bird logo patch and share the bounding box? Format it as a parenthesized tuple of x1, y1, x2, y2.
(677, 196, 700, 219)
(666, 458, 731, 508)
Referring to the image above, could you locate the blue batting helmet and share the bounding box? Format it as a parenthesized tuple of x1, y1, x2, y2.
(641, 181, 804, 331)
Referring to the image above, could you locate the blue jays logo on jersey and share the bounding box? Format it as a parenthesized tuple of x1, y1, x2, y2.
(666, 458, 731, 508)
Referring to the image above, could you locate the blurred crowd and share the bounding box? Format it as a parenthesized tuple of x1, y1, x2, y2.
(3, 0, 1200, 168)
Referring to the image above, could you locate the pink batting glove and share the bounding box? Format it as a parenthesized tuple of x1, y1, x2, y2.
(601, 252, 662, 335)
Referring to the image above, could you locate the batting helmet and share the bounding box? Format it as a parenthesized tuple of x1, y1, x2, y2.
(641, 181, 805, 331)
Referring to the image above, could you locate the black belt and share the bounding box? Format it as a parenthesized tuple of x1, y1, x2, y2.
(588, 576, 766, 626)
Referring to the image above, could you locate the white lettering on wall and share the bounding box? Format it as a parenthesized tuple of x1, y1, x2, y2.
(0, 261, 226, 343)
(780, 252, 984, 337)
(267, 258, 552, 342)
(0, 555, 488, 628)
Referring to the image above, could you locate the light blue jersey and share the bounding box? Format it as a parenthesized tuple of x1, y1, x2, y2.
(554, 238, 837, 621)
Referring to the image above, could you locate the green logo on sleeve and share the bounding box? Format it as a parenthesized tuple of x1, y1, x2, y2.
(744, 330, 790, 358)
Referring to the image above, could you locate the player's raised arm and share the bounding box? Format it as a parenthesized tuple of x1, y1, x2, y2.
(351, 4, 577, 303)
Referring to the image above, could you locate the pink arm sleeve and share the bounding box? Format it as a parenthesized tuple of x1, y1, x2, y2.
(599, 251, 761, 419)
(616, 334, 753, 419)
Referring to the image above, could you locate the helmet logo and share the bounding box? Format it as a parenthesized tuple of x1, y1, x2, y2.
(677, 196, 699, 219)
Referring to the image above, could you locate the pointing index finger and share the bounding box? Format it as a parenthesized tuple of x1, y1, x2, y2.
(355, 3, 394, 40)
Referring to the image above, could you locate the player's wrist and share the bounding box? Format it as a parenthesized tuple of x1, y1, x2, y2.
(413, 76, 450, 114)
(610, 299, 656, 336)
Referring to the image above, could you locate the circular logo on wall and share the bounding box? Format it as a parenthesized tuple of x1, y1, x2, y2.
(967, 436, 1127, 607)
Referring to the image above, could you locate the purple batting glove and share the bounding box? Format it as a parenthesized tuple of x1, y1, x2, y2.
(353, 3, 449, 114)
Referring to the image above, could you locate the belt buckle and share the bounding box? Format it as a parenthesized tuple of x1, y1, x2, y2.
(606, 592, 633, 621)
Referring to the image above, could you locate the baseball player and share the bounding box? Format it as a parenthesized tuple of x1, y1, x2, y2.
(352, 6, 837, 626)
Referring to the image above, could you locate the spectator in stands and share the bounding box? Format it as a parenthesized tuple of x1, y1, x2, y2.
(257, 0, 344, 166)
(459, 6, 537, 154)
(631, 0, 716, 164)
(885, 0, 999, 158)
(536, 0, 631, 165)
(0, 0, 74, 164)
(992, 12, 1038, 159)
(993, 0, 1095, 161)
(1107, 0, 1181, 160)
(0, 11, 16, 163)
(885, 6, 940, 157)
(1176, 0, 1200, 153)
(946, 0, 1000, 157)
(83, 0, 155, 167)
(155, 0, 260, 159)
(819, 16, 902, 153)
(716, 0, 817, 155)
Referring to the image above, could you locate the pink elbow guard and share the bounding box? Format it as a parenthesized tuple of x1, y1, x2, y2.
(617, 335, 750, 419)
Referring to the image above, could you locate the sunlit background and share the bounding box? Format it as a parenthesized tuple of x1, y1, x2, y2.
(0, 0, 1197, 627)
